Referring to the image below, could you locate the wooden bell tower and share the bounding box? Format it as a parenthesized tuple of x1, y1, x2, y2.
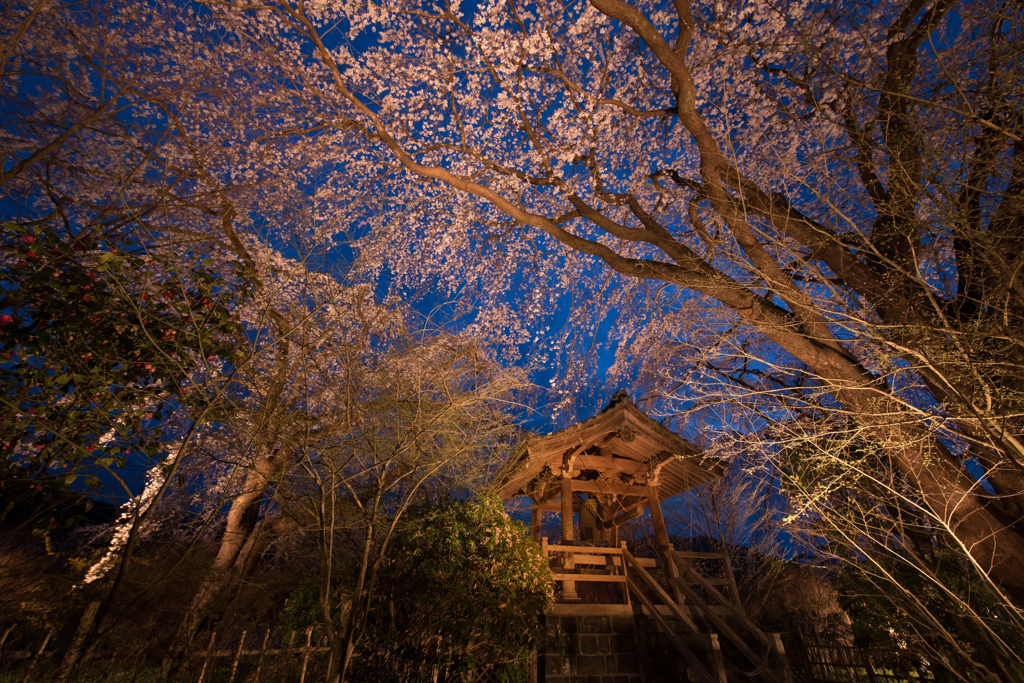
(496, 390, 725, 600)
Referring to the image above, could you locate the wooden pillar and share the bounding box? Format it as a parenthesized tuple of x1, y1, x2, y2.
(709, 634, 728, 683)
(770, 633, 795, 683)
(561, 474, 576, 544)
(647, 485, 683, 603)
(560, 475, 579, 601)
(530, 497, 542, 544)
(648, 486, 671, 552)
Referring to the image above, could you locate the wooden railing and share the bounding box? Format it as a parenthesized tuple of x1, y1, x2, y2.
(540, 538, 627, 582)
(0, 625, 332, 683)
(786, 632, 935, 683)
(537, 539, 795, 683)
(665, 551, 793, 683)
(621, 549, 717, 683)
(540, 537, 631, 603)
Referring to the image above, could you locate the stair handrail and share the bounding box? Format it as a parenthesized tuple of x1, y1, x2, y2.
(665, 554, 785, 683)
(621, 549, 716, 683)
(672, 552, 769, 646)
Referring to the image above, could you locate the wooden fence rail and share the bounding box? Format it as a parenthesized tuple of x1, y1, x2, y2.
(785, 632, 935, 683)
(0, 624, 334, 683)
(0, 623, 533, 683)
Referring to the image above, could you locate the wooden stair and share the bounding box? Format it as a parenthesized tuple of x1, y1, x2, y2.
(622, 547, 794, 683)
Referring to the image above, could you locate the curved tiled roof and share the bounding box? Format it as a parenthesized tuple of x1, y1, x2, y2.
(495, 391, 725, 503)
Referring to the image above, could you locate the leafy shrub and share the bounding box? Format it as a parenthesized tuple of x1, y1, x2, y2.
(357, 495, 553, 682)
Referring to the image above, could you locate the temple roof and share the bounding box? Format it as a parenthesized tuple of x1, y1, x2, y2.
(496, 391, 725, 503)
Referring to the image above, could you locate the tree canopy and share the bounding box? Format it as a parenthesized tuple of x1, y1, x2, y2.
(206, 0, 1024, 607)
(2, 0, 1023, 677)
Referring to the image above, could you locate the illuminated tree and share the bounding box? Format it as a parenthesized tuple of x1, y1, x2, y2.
(201, 0, 1024, 609)
(282, 331, 529, 682)
(6, 0, 1024, 676)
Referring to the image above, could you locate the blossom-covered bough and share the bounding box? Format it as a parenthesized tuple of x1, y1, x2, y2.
(1, 0, 397, 662)
(200, 0, 1023, 673)
(4, 0, 1023, 675)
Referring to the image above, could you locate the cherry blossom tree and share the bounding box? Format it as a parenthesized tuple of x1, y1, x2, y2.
(200, 0, 1024, 614)
(7, 0, 1024, 674)
(166, 253, 408, 641)
(1, 0, 382, 660)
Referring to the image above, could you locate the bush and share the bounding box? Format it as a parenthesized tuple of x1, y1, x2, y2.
(357, 495, 553, 682)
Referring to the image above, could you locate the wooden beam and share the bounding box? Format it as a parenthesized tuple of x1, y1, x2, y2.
(648, 485, 672, 553)
(633, 450, 673, 485)
(530, 498, 541, 543)
(576, 453, 647, 476)
(648, 484, 683, 603)
(602, 505, 643, 529)
(561, 475, 575, 546)
(565, 480, 651, 497)
(535, 485, 560, 505)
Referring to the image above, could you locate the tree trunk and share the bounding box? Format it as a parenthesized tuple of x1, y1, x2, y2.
(334, 521, 373, 683)
(171, 445, 293, 652)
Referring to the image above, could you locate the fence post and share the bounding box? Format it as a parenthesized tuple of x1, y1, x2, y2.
(197, 630, 218, 683)
(298, 626, 314, 683)
(253, 628, 271, 682)
(769, 633, 794, 683)
(709, 634, 728, 683)
(19, 628, 53, 683)
(229, 630, 247, 683)
(281, 630, 296, 683)
(865, 654, 880, 683)
(326, 631, 338, 682)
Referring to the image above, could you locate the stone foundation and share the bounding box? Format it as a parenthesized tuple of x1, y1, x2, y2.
(542, 614, 643, 683)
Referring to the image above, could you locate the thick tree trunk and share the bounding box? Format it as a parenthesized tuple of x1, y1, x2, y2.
(171, 445, 294, 652)
(290, 0, 1024, 606)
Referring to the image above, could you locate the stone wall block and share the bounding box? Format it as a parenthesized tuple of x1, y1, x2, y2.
(615, 653, 639, 672)
(611, 616, 634, 633)
(610, 634, 632, 652)
(579, 616, 611, 634)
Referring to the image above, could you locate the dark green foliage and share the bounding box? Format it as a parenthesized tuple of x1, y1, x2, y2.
(0, 222, 248, 507)
(355, 495, 553, 682)
(281, 573, 324, 638)
(839, 544, 1019, 680)
(281, 568, 356, 638)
